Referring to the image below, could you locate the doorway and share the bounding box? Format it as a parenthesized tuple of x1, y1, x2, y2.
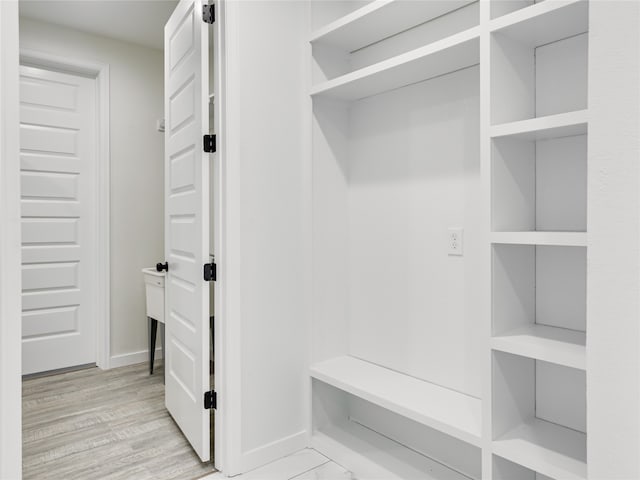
(17, 0, 218, 477)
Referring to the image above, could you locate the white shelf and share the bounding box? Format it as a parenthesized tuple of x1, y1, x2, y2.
(491, 231, 587, 247)
(490, 0, 588, 47)
(313, 420, 470, 480)
(490, 110, 588, 141)
(310, 0, 475, 52)
(310, 27, 480, 101)
(492, 324, 586, 370)
(310, 355, 482, 446)
(493, 418, 587, 480)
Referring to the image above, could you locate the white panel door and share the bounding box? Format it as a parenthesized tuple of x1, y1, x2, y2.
(165, 0, 211, 462)
(19, 66, 97, 375)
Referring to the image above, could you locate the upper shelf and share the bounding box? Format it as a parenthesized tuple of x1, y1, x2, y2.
(490, 0, 588, 47)
(490, 110, 588, 141)
(310, 355, 482, 446)
(310, 0, 475, 52)
(311, 27, 480, 101)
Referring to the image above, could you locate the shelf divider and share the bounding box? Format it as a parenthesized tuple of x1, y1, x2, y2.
(310, 355, 482, 446)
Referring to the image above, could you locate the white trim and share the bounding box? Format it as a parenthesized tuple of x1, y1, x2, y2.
(109, 347, 163, 369)
(216, 0, 242, 475)
(239, 431, 308, 474)
(213, 0, 230, 475)
(19, 49, 112, 371)
(0, 2, 22, 478)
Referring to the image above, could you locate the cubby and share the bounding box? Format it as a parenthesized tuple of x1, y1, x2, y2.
(492, 244, 586, 369)
(492, 352, 587, 480)
(492, 132, 587, 234)
(490, 0, 588, 125)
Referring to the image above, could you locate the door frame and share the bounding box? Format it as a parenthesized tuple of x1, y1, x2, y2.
(19, 49, 111, 370)
(0, 1, 22, 477)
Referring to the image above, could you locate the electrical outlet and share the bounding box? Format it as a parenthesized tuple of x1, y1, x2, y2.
(448, 228, 463, 256)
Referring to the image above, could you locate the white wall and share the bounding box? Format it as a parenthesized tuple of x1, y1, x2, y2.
(220, 0, 309, 473)
(19, 18, 165, 364)
(0, 1, 22, 477)
(587, 1, 640, 478)
(347, 66, 482, 398)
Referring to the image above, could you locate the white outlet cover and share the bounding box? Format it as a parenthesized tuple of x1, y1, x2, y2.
(448, 228, 463, 256)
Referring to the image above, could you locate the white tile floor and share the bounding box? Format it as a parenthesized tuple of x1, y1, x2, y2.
(201, 449, 352, 480)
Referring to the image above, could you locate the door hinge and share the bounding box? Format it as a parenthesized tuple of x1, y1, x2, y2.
(204, 390, 217, 409)
(204, 262, 216, 282)
(202, 4, 215, 24)
(203, 134, 216, 153)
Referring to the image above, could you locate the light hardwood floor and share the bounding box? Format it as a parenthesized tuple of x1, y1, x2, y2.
(23, 362, 215, 480)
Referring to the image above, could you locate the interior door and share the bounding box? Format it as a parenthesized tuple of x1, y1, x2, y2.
(164, 0, 211, 462)
(19, 65, 97, 375)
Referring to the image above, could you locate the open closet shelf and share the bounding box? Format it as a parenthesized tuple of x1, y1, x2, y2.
(489, 0, 588, 47)
(310, 0, 475, 52)
(310, 27, 480, 101)
(490, 110, 588, 141)
(313, 420, 470, 480)
(493, 418, 587, 480)
(310, 356, 482, 446)
(492, 324, 586, 370)
(491, 232, 587, 247)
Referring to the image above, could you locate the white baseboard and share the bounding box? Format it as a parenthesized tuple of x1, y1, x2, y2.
(240, 430, 308, 474)
(109, 347, 163, 369)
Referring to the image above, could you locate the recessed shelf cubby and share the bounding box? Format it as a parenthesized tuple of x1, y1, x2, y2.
(492, 133, 587, 233)
(490, 0, 588, 125)
(492, 351, 587, 480)
(492, 244, 586, 368)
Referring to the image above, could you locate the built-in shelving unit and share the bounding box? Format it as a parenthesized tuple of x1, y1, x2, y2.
(311, 356, 481, 446)
(490, 0, 590, 478)
(309, 0, 590, 477)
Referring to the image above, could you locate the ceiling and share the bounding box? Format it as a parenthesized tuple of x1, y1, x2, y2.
(20, 0, 179, 50)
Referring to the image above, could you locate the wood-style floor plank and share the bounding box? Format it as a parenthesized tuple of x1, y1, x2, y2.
(23, 362, 215, 480)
